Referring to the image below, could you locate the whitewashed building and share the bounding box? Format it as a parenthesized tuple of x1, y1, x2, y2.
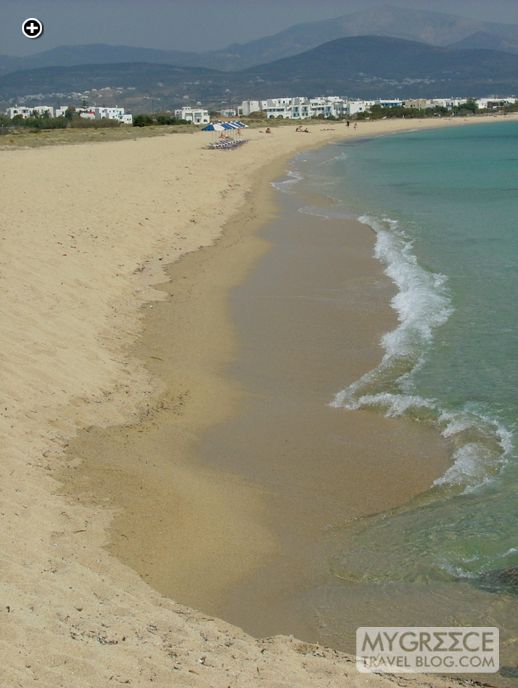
(6, 103, 132, 124)
(54, 106, 69, 118)
(345, 100, 375, 116)
(32, 105, 55, 117)
(446, 98, 469, 109)
(405, 99, 448, 109)
(258, 96, 347, 120)
(377, 99, 404, 108)
(218, 108, 237, 118)
(7, 105, 54, 118)
(174, 107, 210, 124)
(238, 100, 262, 116)
(476, 97, 517, 109)
(7, 106, 32, 119)
(94, 106, 125, 120)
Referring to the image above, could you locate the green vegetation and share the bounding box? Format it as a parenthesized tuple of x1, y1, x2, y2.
(0, 123, 197, 149)
(356, 104, 449, 120)
(354, 100, 502, 121)
(133, 113, 189, 127)
(238, 114, 343, 128)
(0, 109, 121, 131)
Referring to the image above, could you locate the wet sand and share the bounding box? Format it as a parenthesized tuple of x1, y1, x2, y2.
(66, 162, 450, 645)
(198, 190, 451, 641)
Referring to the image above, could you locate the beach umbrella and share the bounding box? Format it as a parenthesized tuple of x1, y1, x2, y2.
(217, 121, 241, 139)
(202, 123, 225, 131)
(231, 121, 248, 128)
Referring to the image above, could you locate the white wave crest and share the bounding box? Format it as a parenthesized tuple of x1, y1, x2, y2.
(332, 214, 511, 492)
(271, 168, 303, 193)
(298, 205, 356, 221)
(360, 214, 453, 360)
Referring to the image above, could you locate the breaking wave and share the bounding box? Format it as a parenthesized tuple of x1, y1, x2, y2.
(331, 214, 512, 492)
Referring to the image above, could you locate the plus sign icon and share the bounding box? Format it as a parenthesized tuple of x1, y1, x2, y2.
(22, 17, 44, 40)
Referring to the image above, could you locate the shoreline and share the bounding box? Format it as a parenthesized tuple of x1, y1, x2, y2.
(61, 155, 291, 604)
(3, 116, 515, 685)
(195, 183, 452, 644)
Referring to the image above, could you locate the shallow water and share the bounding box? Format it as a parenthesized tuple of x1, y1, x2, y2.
(287, 122, 518, 677)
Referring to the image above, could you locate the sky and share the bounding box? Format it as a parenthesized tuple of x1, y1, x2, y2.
(4, 0, 518, 56)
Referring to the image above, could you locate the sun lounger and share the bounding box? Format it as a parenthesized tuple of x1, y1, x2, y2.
(207, 139, 248, 150)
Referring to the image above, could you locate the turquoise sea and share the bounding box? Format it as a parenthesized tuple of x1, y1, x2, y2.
(283, 122, 518, 671)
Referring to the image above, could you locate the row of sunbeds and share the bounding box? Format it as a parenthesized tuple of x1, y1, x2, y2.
(207, 139, 248, 150)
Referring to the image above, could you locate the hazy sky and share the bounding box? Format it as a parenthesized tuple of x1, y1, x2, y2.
(4, 0, 518, 56)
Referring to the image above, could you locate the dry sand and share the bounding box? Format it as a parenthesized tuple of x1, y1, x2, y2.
(1, 116, 512, 686)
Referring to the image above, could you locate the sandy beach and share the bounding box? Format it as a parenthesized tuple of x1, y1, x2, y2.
(1, 115, 514, 686)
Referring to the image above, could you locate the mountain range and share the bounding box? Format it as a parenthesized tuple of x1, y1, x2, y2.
(3, 35, 518, 110)
(3, 5, 518, 110)
(4, 4, 518, 77)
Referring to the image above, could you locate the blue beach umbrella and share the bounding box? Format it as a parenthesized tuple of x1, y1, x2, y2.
(202, 123, 225, 131)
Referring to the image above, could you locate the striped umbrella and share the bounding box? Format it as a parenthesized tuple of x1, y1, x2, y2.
(202, 123, 226, 131)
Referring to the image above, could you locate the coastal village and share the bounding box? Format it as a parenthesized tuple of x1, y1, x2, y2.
(4, 94, 518, 125)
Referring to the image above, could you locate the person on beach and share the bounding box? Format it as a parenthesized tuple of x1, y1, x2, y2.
(346, 120, 350, 127)
(265, 127, 272, 134)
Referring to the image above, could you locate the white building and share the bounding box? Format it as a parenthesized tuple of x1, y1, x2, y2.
(378, 99, 404, 108)
(476, 97, 517, 109)
(94, 106, 125, 120)
(219, 108, 237, 118)
(52, 105, 133, 123)
(6, 103, 132, 124)
(6, 106, 32, 119)
(446, 98, 469, 109)
(174, 107, 210, 124)
(55, 106, 69, 118)
(429, 99, 449, 109)
(345, 100, 375, 116)
(238, 100, 262, 116)
(32, 105, 55, 117)
(6, 105, 54, 118)
(257, 96, 348, 120)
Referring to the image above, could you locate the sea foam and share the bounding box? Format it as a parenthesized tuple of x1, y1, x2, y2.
(331, 214, 512, 492)
(271, 168, 303, 193)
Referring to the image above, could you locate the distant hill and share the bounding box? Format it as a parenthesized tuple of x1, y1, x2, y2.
(448, 31, 518, 54)
(3, 36, 518, 108)
(0, 55, 24, 77)
(241, 36, 518, 98)
(0, 62, 223, 107)
(5, 4, 518, 76)
(0, 44, 204, 75)
(215, 4, 497, 67)
(220, 4, 518, 64)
